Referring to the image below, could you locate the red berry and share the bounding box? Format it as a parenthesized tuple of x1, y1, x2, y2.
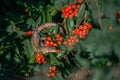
(56, 34, 61, 38)
(25, 31, 32, 36)
(45, 40, 50, 46)
(50, 41, 54, 46)
(46, 36, 52, 41)
(71, 4, 76, 8)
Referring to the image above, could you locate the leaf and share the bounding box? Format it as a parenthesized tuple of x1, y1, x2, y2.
(47, 12, 52, 22)
(26, 18, 36, 28)
(36, 16, 42, 24)
(6, 25, 13, 32)
(101, 18, 113, 30)
(66, 18, 74, 35)
(49, 0, 68, 11)
(29, 54, 36, 64)
(76, 3, 86, 25)
(50, 54, 61, 65)
(22, 39, 34, 58)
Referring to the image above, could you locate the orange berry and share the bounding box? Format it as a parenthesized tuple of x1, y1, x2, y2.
(116, 11, 120, 20)
(57, 41, 62, 45)
(74, 73, 79, 77)
(72, 30, 76, 34)
(56, 34, 61, 38)
(53, 43, 57, 47)
(45, 40, 50, 46)
(63, 41, 67, 45)
(109, 25, 113, 31)
(58, 37, 63, 42)
(50, 41, 54, 46)
(50, 72, 56, 76)
(71, 4, 76, 8)
(46, 36, 52, 41)
(36, 53, 46, 64)
(56, 49, 61, 52)
(47, 73, 51, 77)
(78, 0, 83, 3)
(25, 9, 29, 13)
(62, 55, 67, 60)
(25, 31, 32, 36)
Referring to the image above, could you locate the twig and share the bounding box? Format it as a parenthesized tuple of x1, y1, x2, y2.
(94, 0, 102, 30)
(84, 0, 97, 17)
(37, 23, 57, 31)
(6, 64, 18, 71)
(15, 75, 27, 80)
(31, 23, 58, 54)
(62, 18, 68, 34)
(83, 11, 87, 24)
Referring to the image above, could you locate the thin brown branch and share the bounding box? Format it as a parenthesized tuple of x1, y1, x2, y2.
(37, 23, 57, 31)
(94, 0, 102, 30)
(31, 22, 58, 54)
(62, 18, 68, 34)
(6, 64, 18, 71)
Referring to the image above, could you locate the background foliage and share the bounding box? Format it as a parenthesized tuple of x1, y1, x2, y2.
(0, 0, 120, 80)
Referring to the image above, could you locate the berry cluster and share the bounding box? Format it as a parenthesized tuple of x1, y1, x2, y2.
(25, 30, 32, 36)
(72, 22, 92, 38)
(62, 4, 80, 18)
(47, 66, 59, 77)
(45, 34, 63, 47)
(36, 53, 46, 64)
(64, 35, 78, 47)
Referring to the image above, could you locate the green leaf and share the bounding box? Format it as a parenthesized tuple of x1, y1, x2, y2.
(76, 3, 86, 24)
(6, 25, 13, 32)
(50, 10, 57, 16)
(49, 0, 68, 11)
(26, 18, 36, 28)
(36, 16, 42, 24)
(29, 54, 36, 64)
(101, 18, 112, 30)
(47, 12, 52, 22)
(66, 18, 74, 35)
(22, 39, 34, 58)
(50, 54, 61, 65)
(56, 72, 65, 80)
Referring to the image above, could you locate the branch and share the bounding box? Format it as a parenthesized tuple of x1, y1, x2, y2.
(31, 22, 58, 54)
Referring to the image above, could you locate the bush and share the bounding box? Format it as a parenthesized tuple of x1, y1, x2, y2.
(0, 0, 120, 80)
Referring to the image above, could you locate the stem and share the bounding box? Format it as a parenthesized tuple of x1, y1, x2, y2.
(62, 18, 68, 34)
(31, 22, 58, 54)
(37, 23, 57, 31)
(94, 0, 102, 30)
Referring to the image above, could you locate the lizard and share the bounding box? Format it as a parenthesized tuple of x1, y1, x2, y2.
(31, 23, 58, 54)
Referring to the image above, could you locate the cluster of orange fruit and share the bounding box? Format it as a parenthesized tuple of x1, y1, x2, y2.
(62, 3, 81, 18)
(47, 66, 59, 77)
(64, 35, 78, 47)
(35, 53, 46, 64)
(72, 22, 92, 38)
(45, 34, 63, 47)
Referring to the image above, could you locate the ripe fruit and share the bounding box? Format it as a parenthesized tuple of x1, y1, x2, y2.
(72, 22, 92, 38)
(78, 0, 83, 3)
(25, 31, 32, 36)
(62, 3, 81, 18)
(47, 66, 59, 77)
(36, 53, 46, 64)
(46, 36, 52, 41)
(64, 35, 78, 47)
(109, 25, 113, 31)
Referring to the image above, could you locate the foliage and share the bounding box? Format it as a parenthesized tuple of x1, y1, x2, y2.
(0, 0, 120, 80)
